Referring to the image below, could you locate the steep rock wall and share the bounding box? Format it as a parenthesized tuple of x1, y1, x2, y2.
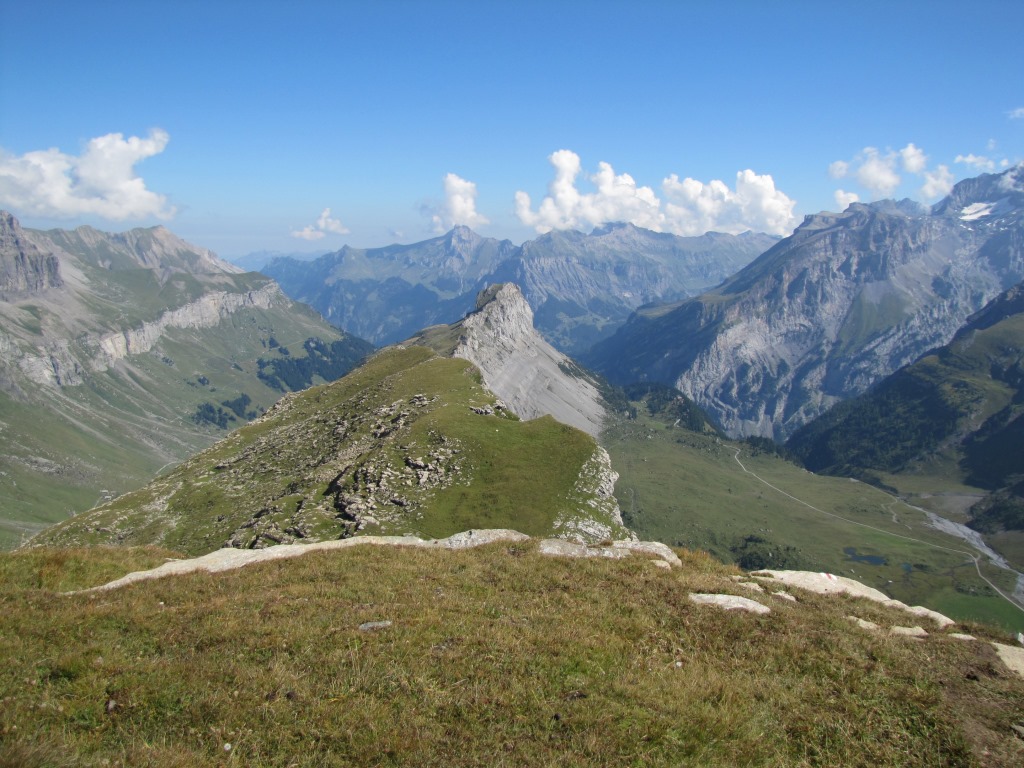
(453, 284, 606, 437)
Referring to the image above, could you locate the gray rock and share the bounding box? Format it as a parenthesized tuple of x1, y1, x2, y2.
(890, 626, 929, 638)
(453, 284, 607, 437)
(846, 615, 880, 631)
(73, 529, 534, 593)
(538, 538, 628, 560)
(689, 593, 771, 615)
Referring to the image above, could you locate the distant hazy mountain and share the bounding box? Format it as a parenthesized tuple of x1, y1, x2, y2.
(34, 284, 630, 555)
(491, 223, 777, 352)
(228, 249, 326, 273)
(265, 226, 517, 346)
(586, 167, 1024, 440)
(0, 212, 371, 546)
(263, 224, 775, 354)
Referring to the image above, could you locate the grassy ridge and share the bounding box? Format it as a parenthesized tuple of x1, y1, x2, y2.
(1, 544, 1022, 766)
(31, 346, 624, 555)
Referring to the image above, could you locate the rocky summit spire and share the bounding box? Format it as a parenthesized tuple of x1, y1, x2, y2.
(452, 283, 606, 437)
(0, 211, 63, 294)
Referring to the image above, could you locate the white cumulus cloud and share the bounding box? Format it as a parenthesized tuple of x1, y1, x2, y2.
(828, 142, 965, 205)
(855, 147, 902, 197)
(291, 207, 350, 240)
(0, 129, 174, 220)
(515, 150, 796, 236)
(662, 169, 797, 236)
(428, 173, 490, 233)
(828, 160, 849, 179)
(920, 164, 954, 198)
(899, 143, 928, 174)
(1009, 107, 1024, 119)
(999, 163, 1024, 192)
(834, 189, 860, 210)
(955, 153, 997, 172)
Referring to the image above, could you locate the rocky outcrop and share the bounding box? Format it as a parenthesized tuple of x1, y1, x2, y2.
(98, 283, 280, 362)
(453, 284, 607, 437)
(554, 446, 629, 543)
(750, 569, 957, 628)
(588, 166, 1024, 439)
(0, 211, 62, 294)
(72, 529, 682, 594)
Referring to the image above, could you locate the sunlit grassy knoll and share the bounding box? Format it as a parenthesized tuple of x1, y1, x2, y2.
(1, 543, 1022, 766)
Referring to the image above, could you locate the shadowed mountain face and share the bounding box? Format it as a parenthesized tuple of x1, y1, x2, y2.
(786, 279, 1024, 535)
(585, 167, 1024, 440)
(0, 213, 371, 546)
(263, 223, 776, 354)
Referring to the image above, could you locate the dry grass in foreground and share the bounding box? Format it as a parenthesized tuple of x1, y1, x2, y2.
(1, 542, 1023, 766)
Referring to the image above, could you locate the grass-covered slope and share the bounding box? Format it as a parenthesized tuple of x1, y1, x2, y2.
(0, 301, 372, 550)
(785, 281, 1024, 564)
(30, 346, 627, 556)
(0, 215, 373, 549)
(1, 543, 1022, 766)
(603, 404, 1024, 633)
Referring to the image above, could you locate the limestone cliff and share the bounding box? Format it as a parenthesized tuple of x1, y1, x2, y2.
(97, 283, 280, 363)
(0, 211, 62, 295)
(449, 284, 608, 438)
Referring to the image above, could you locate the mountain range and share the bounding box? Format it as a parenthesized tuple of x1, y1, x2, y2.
(586, 167, 1024, 440)
(0, 212, 371, 546)
(263, 223, 776, 354)
(7, 134, 1024, 768)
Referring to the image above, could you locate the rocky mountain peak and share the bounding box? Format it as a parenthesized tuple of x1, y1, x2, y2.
(465, 282, 536, 339)
(442, 225, 490, 262)
(447, 223, 478, 243)
(0, 210, 63, 294)
(933, 164, 1024, 219)
(451, 283, 606, 437)
(110, 225, 243, 274)
(588, 167, 1024, 440)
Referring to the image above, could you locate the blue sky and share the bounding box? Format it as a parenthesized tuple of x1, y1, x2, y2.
(1, 0, 1022, 257)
